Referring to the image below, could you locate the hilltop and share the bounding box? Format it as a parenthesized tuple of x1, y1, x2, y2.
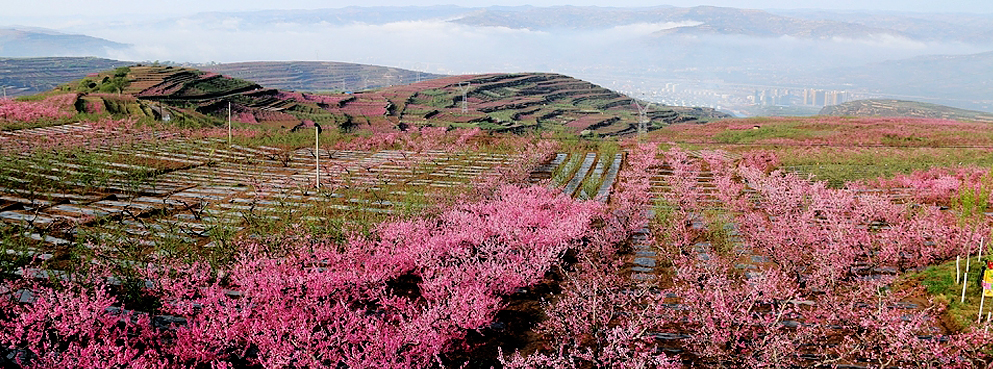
(820, 99, 993, 123)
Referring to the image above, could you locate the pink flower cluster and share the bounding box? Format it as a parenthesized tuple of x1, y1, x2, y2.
(275, 91, 352, 107)
(0, 94, 77, 123)
(868, 166, 992, 205)
(336, 126, 483, 152)
(1, 185, 605, 368)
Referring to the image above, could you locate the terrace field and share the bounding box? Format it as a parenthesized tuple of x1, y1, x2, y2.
(2, 66, 993, 368)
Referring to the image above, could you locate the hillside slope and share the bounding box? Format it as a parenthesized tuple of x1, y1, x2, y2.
(820, 99, 993, 123)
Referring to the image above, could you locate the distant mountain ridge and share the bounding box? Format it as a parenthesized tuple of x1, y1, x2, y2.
(0, 28, 129, 57)
(820, 99, 993, 123)
(649, 6, 904, 39)
(451, 6, 904, 39)
(180, 5, 943, 41)
(773, 10, 993, 44)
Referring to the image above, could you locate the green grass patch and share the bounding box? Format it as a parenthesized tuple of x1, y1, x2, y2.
(910, 258, 991, 331)
(780, 147, 993, 187)
(711, 122, 811, 144)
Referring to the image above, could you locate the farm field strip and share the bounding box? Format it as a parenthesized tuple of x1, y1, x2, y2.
(536, 151, 625, 201)
(0, 122, 186, 155)
(1, 140, 544, 250)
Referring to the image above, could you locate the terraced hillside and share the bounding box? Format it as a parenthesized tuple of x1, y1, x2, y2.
(63, 67, 728, 136)
(382, 73, 730, 135)
(201, 61, 446, 93)
(72, 65, 358, 129)
(821, 99, 993, 123)
(0, 57, 131, 97)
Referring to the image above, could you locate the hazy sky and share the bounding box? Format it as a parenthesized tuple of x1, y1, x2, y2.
(1, 0, 991, 19)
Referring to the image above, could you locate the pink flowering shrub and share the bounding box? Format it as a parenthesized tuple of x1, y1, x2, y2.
(85, 100, 105, 114)
(0, 271, 167, 369)
(2, 185, 606, 368)
(870, 166, 991, 206)
(739, 149, 780, 173)
(0, 94, 77, 124)
(337, 126, 483, 152)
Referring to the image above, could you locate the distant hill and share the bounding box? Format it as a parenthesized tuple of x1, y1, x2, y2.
(773, 10, 993, 44)
(200, 61, 446, 93)
(0, 57, 132, 96)
(0, 28, 130, 57)
(820, 99, 993, 123)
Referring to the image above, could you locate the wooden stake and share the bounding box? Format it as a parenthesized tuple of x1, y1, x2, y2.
(962, 273, 969, 304)
(315, 126, 320, 189)
(957, 255, 962, 284)
(980, 237, 986, 262)
(980, 292, 986, 324)
(966, 254, 972, 284)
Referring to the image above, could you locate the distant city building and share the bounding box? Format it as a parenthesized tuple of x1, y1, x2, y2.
(802, 88, 850, 107)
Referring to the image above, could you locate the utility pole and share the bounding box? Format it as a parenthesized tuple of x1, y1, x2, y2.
(633, 99, 650, 137)
(458, 82, 471, 113)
